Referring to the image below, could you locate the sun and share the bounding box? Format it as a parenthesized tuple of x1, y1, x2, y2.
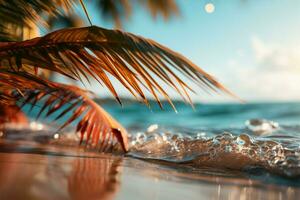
(205, 3, 215, 14)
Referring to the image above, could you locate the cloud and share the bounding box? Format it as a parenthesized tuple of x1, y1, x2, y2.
(224, 36, 300, 101)
(252, 36, 300, 71)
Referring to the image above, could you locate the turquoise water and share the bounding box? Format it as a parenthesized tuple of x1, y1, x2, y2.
(102, 100, 300, 129)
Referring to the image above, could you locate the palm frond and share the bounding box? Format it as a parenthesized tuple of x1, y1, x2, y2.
(140, 0, 180, 20)
(94, 0, 179, 29)
(0, 25, 14, 42)
(0, 104, 28, 126)
(19, 83, 128, 152)
(0, 70, 128, 152)
(0, 70, 51, 126)
(0, 0, 76, 27)
(0, 0, 77, 41)
(96, 0, 131, 29)
(47, 13, 85, 31)
(0, 26, 233, 108)
(0, 70, 52, 104)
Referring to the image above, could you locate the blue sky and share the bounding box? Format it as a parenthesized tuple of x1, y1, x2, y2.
(78, 1, 300, 102)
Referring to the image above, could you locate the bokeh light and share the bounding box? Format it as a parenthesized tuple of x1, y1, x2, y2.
(205, 3, 215, 13)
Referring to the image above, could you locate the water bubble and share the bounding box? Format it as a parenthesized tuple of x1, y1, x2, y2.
(245, 119, 279, 134)
(171, 135, 179, 141)
(238, 134, 253, 146)
(162, 134, 168, 141)
(236, 136, 245, 146)
(273, 156, 284, 165)
(53, 133, 59, 139)
(136, 132, 146, 143)
(212, 138, 220, 147)
(175, 133, 184, 140)
(128, 127, 300, 177)
(30, 122, 44, 131)
(147, 124, 158, 133)
(225, 145, 232, 153)
(196, 132, 206, 139)
(209, 148, 217, 158)
(248, 149, 256, 158)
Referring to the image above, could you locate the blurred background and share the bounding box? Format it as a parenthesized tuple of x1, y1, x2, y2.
(3, 0, 300, 103)
(52, 0, 300, 103)
(22, 0, 300, 129)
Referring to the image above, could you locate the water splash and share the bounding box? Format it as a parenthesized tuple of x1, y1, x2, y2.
(129, 122, 300, 178)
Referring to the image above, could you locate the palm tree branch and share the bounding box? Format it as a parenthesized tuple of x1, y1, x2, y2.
(0, 70, 54, 104)
(16, 82, 128, 152)
(0, 26, 234, 106)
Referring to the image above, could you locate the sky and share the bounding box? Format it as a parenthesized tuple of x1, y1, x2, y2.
(78, 0, 300, 103)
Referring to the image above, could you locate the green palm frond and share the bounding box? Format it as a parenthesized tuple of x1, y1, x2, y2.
(0, 26, 232, 108)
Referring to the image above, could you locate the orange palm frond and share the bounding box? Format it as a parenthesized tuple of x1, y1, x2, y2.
(0, 26, 232, 108)
(0, 24, 14, 42)
(0, 104, 28, 126)
(0, 0, 76, 27)
(0, 70, 52, 104)
(19, 82, 128, 152)
(0, 70, 53, 126)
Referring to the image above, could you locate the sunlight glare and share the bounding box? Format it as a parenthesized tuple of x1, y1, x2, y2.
(205, 3, 215, 14)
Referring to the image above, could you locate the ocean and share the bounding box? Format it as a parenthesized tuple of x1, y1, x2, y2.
(1, 100, 300, 199)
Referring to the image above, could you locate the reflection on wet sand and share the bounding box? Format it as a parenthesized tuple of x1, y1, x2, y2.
(0, 140, 122, 200)
(121, 158, 300, 200)
(68, 157, 122, 200)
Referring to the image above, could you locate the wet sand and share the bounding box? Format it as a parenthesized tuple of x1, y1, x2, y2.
(0, 140, 299, 200)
